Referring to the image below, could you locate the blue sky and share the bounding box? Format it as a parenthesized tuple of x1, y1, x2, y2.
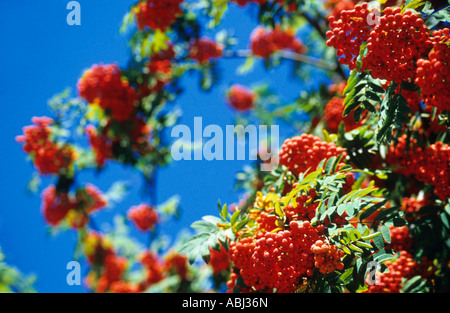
(0, 1, 330, 292)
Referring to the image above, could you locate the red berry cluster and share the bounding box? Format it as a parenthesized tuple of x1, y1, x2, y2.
(396, 87, 422, 113)
(413, 142, 450, 201)
(140, 251, 165, 287)
(41, 185, 73, 226)
(209, 246, 231, 275)
(255, 209, 279, 233)
(85, 116, 152, 168)
(230, 0, 266, 6)
(311, 240, 345, 274)
(226, 84, 256, 112)
(134, 0, 183, 32)
(326, 3, 374, 70)
(362, 8, 431, 83)
(415, 28, 450, 112)
(84, 231, 135, 293)
(164, 251, 189, 280)
(228, 221, 328, 293)
(188, 38, 223, 64)
(138, 44, 175, 98)
(85, 125, 113, 168)
(365, 251, 417, 293)
(78, 64, 138, 122)
(400, 196, 435, 222)
(324, 96, 363, 133)
(95, 254, 129, 293)
(401, 196, 424, 215)
(250, 26, 306, 59)
(387, 138, 450, 200)
(127, 203, 159, 232)
(279, 133, 347, 177)
(389, 225, 413, 252)
(325, 0, 356, 19)
(284, 188, 318, 223)
(385, 134, 423, 177)
(16, 117, 75, 175)
(41, 184, 108, 228)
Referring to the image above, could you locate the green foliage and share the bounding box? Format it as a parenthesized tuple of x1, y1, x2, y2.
(0, 248, 36, 293)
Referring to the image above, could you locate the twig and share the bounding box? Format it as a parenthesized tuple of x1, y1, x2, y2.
(222, 49, 338, 71)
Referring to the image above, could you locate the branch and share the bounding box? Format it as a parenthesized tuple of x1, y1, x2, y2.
(299, 11, 348, 80)
(222, 49, 338, 71)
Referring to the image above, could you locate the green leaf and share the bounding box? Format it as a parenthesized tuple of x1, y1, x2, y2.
(380, 224, 391, 244)
(221, 203, 228, 222)
(374, 253, 395, 263)
(349, 243, 364, 253)
(230, 210, 240, 226)
(191, 220, 219, 233)
(372, 233, 385, 250)
(401, 276, 426, 293)
(355, 241, 373, 249)
(361, 232, 381, 241)
(338, 267, 354, 284)
(373, 206, 401, 223)
(343, 70, 360, 95)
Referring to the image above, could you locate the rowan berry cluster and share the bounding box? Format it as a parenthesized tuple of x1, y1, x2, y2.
(400, 196, 435, 222)
(413, 142, 450, 201)
(396, 88, 421, 113)
(85, 125, 113, 168)
(41, 185, 73, 227)
(326, 3, 374, 70)
(226, 84, 256, 112)
(83, 231, 126, 292)
(389, 225, 413, 252)
(365, 251, 417, 293)
(138, 44, 175, 98)
(83, 231, 143, 293)
(387, 137, 450, 200)
(311, 240, 345, 274)
(78, 64, 138, 122)
(188, 38, 223, 64)
(41, 184, 108, 228)
(134, 0, 184, 32)
(164, 251, 189, 280)
(250, 26, 306, 59)
(279, 133, 346, 177)
(284, 189, 318, 223)
(16, 117, 75, 175)
(362, 8, 431, 82)
(415, 29, 450, 112)
(140, 250, 165, 287)
(325, 0, 356, 18)
(230, 0, 266, 6)
(209, 246, 231, 275)
(385, 134, 423, 177)
(127, 203, 159, 232)
(324, 96, 363, 133)
(228, 221, 335, 293)
(83, 232, 189, 293)
(85, 116, 152, 168)
(95, 254, 129, 293)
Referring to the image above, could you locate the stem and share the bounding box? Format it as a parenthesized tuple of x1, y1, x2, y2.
(222, 49, 337, 71)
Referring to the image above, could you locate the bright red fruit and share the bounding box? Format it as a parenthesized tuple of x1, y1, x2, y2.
(128, 203, 159, 231)
(226, 84, 256, 112)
